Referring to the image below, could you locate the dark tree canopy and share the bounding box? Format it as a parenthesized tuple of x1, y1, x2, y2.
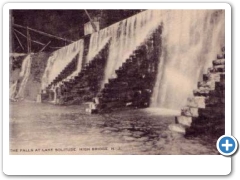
(11, 10, 144, 53)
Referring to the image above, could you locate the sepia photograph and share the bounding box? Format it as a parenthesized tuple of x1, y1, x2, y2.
(9, 8, 225, 155)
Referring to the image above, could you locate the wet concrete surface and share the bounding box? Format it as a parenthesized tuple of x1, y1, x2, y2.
(9, 101, 218, 155)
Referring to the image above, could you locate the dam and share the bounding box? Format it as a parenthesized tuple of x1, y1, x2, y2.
(9, 9, 225, 155)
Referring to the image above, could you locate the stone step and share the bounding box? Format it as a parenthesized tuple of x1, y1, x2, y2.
(63, 81, 75, 87)
(120, 64, 139, 72)
(113, 76, 139, 83)
(109, 77, 146, 85)
(176, 116, 192, 127)
(133, 45, 147, 54)
(126, 57, 134, 64)
(207, 65, 225, 73)
(122, 62, 135, 70)
(129, 54, 136, 59)
(74, 74, 84, 81)
(134, 51, 146, 58)
(194, 88, 224, 98)
(115, 68, 127, 76)
(68, 78, 76, 83)
(116, 71, 140, 79)
(186, 96, 206, 108)
(181, 107, 199, 117)
(212, 59, 225, 66)
(74, 82, 90, 88)
(203, 72, 225, 82)
(193, 89, 210, 97)
(198, 80, 215, 90)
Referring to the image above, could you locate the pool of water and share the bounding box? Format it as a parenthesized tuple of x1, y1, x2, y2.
(9, 101, 218, 155)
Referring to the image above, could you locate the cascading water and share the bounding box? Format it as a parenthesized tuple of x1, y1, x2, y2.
(41, 39, 84, 89)
(151, 10, 225, 109)
(86, 10, 163, 86)
(38, 9, 224, 110)
(63, 40, 85, 81)
(14, 55, 31, 99)
(86, 9, 224, 110)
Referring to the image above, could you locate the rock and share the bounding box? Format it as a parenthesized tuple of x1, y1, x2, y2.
(168, 124, 186, 134)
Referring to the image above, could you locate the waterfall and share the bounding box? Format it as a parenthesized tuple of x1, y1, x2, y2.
(151, 10, 225, 109)
(41, 39, 84, 89)
(38, 10, 224, 109)
(15, 55, 31, 99)
(86, 10, 164, 86)
(63, 40, 85, 81)
(86, 10, 224, 109)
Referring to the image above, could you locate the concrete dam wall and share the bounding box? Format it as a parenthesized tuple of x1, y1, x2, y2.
(10, 10, 225, 113)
